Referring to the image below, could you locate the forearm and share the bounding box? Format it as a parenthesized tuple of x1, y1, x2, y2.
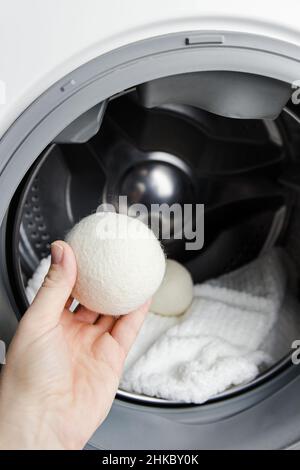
(0, 372, 66, 450)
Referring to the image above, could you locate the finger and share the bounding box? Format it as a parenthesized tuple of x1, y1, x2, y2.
(94, 314, 117, 331)
(74, 305, 100, 324)
(24, 241, 77, 330)
(57, 296, 75, 327)
(110, 300, 150, 356)
(65, 296, 74, 310)
(93, 332, 125, 383)
(90, 315, 118, 346)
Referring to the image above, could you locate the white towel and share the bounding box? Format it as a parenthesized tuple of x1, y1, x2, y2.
(26, 249, 300, 404)
(121, 249, 300, 403)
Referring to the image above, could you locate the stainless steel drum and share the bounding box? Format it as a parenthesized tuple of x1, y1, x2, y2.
(8, 88, 299, 406)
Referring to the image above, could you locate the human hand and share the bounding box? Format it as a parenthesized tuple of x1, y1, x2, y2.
(0, 241, 149, 450)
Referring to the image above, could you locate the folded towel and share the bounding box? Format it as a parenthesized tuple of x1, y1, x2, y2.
(26, 249, 300, 404)
(121, 249, 300, 403)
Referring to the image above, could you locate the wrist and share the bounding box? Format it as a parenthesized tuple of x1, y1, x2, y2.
(0, 397, 68, 450)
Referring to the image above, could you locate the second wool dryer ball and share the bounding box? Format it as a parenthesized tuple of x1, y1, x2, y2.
(151, 259, 194, 316)
(67, 212, 166, 315)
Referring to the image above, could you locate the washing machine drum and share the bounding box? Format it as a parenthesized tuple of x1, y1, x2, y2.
(7, 78, 298, 406)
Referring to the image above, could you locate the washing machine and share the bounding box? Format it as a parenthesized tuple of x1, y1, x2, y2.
(2, 0, 300, 450)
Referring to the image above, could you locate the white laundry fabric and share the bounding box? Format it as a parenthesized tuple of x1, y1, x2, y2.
(121, 249, 300, 403)
(26, 249, 300, 404)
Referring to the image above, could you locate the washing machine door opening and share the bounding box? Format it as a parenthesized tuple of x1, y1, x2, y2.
(6, 69, 300, 407)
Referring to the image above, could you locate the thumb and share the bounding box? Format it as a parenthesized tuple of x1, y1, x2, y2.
(24, 241, 77, 330)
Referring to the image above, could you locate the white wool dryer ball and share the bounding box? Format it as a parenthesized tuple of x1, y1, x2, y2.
(66, 212, 166, 315)
(151, 259, 193, 316)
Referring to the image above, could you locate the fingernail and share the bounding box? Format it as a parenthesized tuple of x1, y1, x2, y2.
(51, 243, 64, 265)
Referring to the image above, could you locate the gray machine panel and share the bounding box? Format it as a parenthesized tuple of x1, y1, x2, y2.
(1, 30, 300, 449)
